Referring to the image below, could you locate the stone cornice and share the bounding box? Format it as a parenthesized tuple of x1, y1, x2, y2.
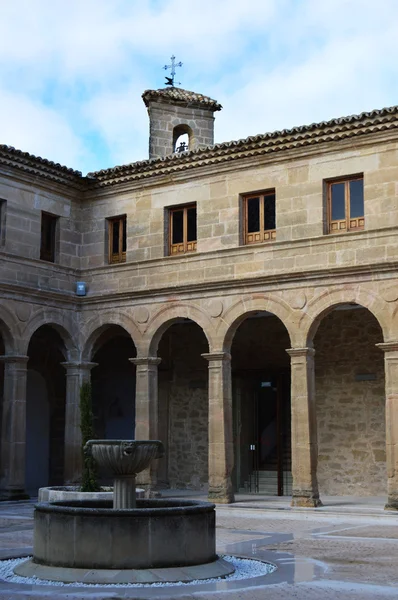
(88, 105, 398, 187)
(142, 87, 222, 111)
(3, 259, 398, 310)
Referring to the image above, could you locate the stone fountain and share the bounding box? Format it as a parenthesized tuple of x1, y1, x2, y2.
(15, 440, 234, 584)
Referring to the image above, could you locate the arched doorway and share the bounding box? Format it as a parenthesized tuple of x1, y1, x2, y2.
(91, 326, 136, 440)
(155, 319, 209, 490)
(230, 312, 291, 495)
(312, 304, 385, 496)
(26, 325, 67, 494)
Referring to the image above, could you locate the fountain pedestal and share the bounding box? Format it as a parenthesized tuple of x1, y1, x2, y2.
(84, 440, 164, 509)
(14, 439, 234, 584)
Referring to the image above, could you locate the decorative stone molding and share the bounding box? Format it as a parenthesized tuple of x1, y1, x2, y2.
(130, 357, 162, 367)
(15, 303, 31, 322)
(134, 306, 150, 324)
(0, 354, 29, 365)
(206, 299, 224, 318)
(381, 287, 398, 303)
(289, 291, 307, 310)
(201, 352, 231, 362)
(376, 342, 398, 353)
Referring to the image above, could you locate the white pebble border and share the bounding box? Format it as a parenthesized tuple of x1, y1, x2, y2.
(0, 556, 276, 588)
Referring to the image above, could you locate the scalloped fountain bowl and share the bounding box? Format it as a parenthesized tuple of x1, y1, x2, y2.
(14, 440, 231, 584)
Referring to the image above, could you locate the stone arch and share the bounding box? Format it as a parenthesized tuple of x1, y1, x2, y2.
(173, 124, 194, 153)
(82, 311, 142, 361)
(144, 303, 215, 357)
(218, 295, 295, 353)
(21, 311, 78, 359)
(0, 303, 19, 354)
(302, 287, 389, 347)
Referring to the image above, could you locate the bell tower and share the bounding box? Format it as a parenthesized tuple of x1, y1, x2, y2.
(142, 87, 222, 159)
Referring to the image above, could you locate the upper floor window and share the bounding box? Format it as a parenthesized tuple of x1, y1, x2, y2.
(108, 215, 126, 264)
(169, 204, 197, 255)
(327, 176, 364, 233)
(243, 190, 276, 245)
(40, 212, 58, 262)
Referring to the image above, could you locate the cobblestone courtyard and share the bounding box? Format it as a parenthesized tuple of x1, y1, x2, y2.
(0, 495, 396, 599)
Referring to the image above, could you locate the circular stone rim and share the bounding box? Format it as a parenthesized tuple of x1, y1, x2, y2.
(34, 498, 216, 517)
(14, 556, 235, 584)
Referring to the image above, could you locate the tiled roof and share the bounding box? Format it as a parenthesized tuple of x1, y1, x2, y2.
(0, 144, 84, 187)
(89, 105, 398, 187)
(142, 87, 222, 111)
(2, 105, 398, 189)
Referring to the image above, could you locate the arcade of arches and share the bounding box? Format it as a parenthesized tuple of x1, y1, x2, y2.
(0, 301, 397, 510)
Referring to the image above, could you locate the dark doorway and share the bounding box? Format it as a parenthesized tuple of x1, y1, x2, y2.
(230, 311, 292, 496)
(233, 372, 291, 495)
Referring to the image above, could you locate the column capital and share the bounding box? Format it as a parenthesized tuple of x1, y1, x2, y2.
(61, 361, 98, 371)
(376, 342, 398, 354)
(0, 355, 29, 365)
(129, 357, 161, 367)
(286, 347, 315, 359)
(201, 352, 231, 363)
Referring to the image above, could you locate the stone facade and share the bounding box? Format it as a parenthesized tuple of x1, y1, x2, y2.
(315, 309, 386, 495)
(1, 89, 398, 508)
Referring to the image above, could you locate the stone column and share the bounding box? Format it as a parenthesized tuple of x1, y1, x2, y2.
(286, 348, 322, 507)
(61, 362, 97, 485)
(376, 342, 398, 510)
(129, 357, 161, 489)
(0, 355, 29, 499)
(202, 352, 234, 504)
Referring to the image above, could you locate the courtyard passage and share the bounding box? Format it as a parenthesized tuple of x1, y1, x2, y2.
(0, 494, 396, 599)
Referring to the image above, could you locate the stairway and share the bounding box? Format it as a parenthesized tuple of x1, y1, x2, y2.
(240, 470, 292, 495)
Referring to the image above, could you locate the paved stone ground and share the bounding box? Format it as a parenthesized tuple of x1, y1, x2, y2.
(0, 495, 397, 599)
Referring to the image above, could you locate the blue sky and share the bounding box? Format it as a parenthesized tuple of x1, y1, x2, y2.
(2, 0, 398, 175)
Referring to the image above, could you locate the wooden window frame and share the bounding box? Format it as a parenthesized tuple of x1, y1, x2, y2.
(40, 211, 58, 263)
(169, 204, 197, 255)
(243, 190, 276, 245)
(108, 215, 126, 264)
(327, 175, 364, 234)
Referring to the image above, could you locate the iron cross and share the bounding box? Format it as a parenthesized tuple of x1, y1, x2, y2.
(163, 55, 182, 87)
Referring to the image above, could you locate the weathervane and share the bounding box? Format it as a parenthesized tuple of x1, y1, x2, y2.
(163, 55, 182, 87)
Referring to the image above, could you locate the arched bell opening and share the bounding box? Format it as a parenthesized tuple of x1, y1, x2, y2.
(173, 124, 193, 153)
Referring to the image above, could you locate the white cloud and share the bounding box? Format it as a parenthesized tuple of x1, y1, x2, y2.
(0, 90, 87, 171)
(2, 0, 398, 172)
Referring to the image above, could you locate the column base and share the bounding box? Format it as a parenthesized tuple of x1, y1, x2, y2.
(385, 495, 398, 511)
(208, 488, 235, 504)
(291, 491, 322, 508)
(0, 489, 30, 501)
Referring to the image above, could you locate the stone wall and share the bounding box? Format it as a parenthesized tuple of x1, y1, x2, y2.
(159, 323, 208, 489)
(315, 308, 386, 495)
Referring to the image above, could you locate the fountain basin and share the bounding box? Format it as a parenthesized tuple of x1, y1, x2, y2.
(37, 486, 145, 503)
(30, 499, 216, 570)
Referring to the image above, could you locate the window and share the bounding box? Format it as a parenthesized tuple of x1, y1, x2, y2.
(40, 212, 58, 262)
(327, 176, 364, 233)
(108, 216, 127, 264)
(169, 204, 197, 255)
(243, 190, 276, 245)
